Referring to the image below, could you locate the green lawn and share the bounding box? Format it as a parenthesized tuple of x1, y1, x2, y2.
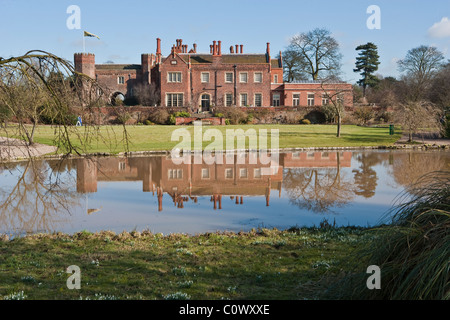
(0, 227, 374, 300)
(16, 124, 401, 154)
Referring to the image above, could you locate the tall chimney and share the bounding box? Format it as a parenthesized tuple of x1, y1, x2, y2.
(193, 43, 197, 53)
(210, 45, 213, 54)
(240, 45, 243, 54)
(235, 44, 239, 54)
(218, 41, 222, 56)
(230, 46, 234, 54)
(266, 42, 270, 55)
(156, 38, 161, 55)
(213, 41, 217, 56)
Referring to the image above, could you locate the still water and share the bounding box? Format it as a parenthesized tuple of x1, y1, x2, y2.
(0, 149, 449, 236)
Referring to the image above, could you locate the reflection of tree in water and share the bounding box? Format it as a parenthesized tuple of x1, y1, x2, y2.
(0, 159, 81, 236)
(283, 154, 355, 213)
(389, 151, 450, 189)
(352, 152, 385, 198)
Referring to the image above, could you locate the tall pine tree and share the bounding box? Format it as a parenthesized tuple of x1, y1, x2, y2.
(354, 42, 380, 97)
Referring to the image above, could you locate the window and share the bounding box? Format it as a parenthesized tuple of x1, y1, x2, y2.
(225, 93, 233, 107)
(225, 72, 233, 83)
(240, 93, 248, 106)
(322, 94, 329, 106)
(201, 72, 210, 83)
(254, 168, 262, 179)
(166, 93, 183, 107)
(168, 169, 183, 179)
(239, 72, 248, 83)
(254, 93, 262, 107)
(274, 75, 278, 84)
(119, 162, 126, 171)
(118, 76, 125, 84)
(239, 168, 248, 178)
(307, 93, 315, 106)
(225, 168, 233, 179)
(273, 94, 280, 107)
(293, 94, 300, 106)
(201, 168, 210, 179)
(168, 72, 182, 83)
(254, 72, 262, 83)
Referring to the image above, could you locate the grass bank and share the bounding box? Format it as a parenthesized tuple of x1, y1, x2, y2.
(0, 226, 375, 300)
(4, 124, 401, 154)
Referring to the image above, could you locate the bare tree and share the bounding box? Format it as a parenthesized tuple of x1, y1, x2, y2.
(397, 45, 445, 101)
(393, 100, 442, 142)
(0, 159, 81, 235)
(288, 28, 343, 81)
(0, 50, 130, 157)
(134, 82, 160, 106)
(283, 153, 355, 213)
(281, 46, 308, 82)
(320, 81, 351, 137)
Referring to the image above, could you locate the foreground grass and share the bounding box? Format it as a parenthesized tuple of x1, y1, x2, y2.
(4, 124, 401, 154)
(0, 227, 376, 300)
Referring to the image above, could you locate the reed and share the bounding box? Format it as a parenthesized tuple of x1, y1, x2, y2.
(327, 171, 449, 299)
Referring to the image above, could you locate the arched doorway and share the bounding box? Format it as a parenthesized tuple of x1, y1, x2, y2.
(111, 92, 125, 106)
(200, 94, 211, 112)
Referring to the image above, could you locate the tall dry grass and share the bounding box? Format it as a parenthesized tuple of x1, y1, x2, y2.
(326, 171, 449, 300)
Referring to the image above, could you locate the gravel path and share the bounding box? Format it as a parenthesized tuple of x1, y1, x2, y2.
(0, 137, 57, 160)
(395, 132, 450, 146)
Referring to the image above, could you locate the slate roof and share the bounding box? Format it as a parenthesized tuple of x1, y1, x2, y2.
(95, 64, 141, 70)
(178, 54, 270, 64)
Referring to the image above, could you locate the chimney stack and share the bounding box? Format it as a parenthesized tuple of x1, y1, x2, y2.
(218, 41, 221, 56)
(266, 42, 270, 55)
(230, 46, 234, 54)
(193, 43, 197, 53)
(156, 38, 161, 55)
(240, 45, 243, 54)
(213, 41, 217, 56)
(235, 44, 239, 54)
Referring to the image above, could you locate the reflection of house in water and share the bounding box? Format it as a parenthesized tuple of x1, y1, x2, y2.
(75, 151, 352, 211)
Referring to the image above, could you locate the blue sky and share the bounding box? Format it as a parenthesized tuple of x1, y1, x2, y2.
(1, 0, 449, 83)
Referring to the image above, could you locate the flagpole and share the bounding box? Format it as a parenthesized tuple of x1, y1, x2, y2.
(83, 31, 86, 53)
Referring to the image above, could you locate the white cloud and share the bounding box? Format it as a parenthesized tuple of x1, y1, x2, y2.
(428, 17, 450, 38)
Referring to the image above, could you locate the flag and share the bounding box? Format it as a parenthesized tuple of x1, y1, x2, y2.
(84, 31, 100, 39)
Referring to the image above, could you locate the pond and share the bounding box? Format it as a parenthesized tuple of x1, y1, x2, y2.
(0, 149, 449, 237)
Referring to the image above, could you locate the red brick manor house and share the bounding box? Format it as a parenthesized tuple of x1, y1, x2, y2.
(74, 38, 353, 111)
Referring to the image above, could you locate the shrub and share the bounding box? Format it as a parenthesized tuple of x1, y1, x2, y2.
(214, 112, 224, 118)
(300, 119, 311, 125)
(0, 104, 11, 125)
(115, 112, 131, 125)
(354, 106, 375, 125)
(168, 114, 176, 125)
(144, 119, 154, 125)
(221, 108, 248, 125)
(321, 105, 338, 123)
(148, 109, 170, 125)
(173, 111, 191, 118)
(444, 114, 450, 138)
